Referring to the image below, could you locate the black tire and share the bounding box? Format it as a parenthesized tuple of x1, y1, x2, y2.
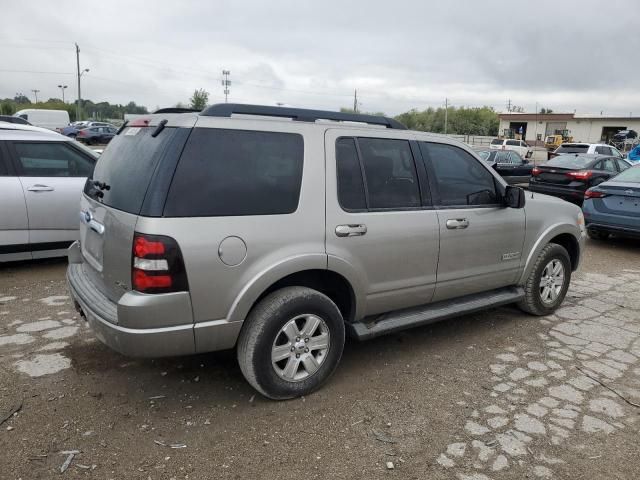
(237, 286, 345, 400)
(517, 243, 571, 316)
(587, 229, 610, 240)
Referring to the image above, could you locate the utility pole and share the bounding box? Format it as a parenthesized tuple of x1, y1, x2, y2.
(222, 70, 231, 103)
(31, 89, 40, 103)
(353, 89, 358, 113)
(76, 43, 82, 120)
(58, 84, 68, 103)
(506, 98, 512, 112)
(444, 98, 449, 134)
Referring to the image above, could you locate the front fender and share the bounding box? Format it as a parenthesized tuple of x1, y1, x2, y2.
(518, 223, 583, 285)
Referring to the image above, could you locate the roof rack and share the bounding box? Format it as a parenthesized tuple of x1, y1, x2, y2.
(153, 107, 201, 114)
(200, 103, 407, 130)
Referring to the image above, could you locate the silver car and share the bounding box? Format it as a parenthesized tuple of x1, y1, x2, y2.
(0, 122, 97, 262)
(67, 105, 586, 399)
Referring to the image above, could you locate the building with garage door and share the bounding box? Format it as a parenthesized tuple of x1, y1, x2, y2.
(498, 112, 640, 145)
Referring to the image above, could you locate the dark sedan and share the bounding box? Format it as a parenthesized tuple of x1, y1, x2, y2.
(528, 154, 632, 205)
(77, 126, 117, 145)
(583, 165, 640, 240)
(477, 150, 533, 184)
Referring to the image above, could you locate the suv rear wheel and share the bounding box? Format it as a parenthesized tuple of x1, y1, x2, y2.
(517, 243, 571, 316)
(237, 286, 345, 399)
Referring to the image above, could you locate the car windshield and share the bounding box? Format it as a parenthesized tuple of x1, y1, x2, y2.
(490, 139, 503, 145)
(611, 165, 640, 183)
(546, 154, 590, 169)
(477, 150, 492, 161)
(555, 144, 589, 154)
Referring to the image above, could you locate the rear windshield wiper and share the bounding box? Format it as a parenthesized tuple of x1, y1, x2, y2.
(116, 120, 129, 135)
(151, 119, 168, 138)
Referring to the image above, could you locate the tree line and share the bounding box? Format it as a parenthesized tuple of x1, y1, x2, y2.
(0, 94, 148, 122)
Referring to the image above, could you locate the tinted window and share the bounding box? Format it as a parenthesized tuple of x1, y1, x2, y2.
(336, 138, 366, 210)
(595, 146, 610, 155)
(164, 128, 303, 217)
(357, 138, 420, 209)
(13, 142, 94, 177)
(420, 142, 498, 206)
(506, 140, 519, 146)
(490, 139, 503, 145)
(555, 145, 589, 154)
(0, 146, 7, 176)
(88, 126, 185, 214)
(546, 155, 590, 169)
(477, 150, 491, 161)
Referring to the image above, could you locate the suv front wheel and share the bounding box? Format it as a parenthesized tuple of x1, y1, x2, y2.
(517, 243, 571, 316)
(237, 286, 345, 399)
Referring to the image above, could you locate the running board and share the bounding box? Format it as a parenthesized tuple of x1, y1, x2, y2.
(348, 286, 525, 340)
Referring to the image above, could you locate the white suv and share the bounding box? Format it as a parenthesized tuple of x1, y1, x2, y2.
(552, 143, 625, 158)
(490, 138, 533, 158)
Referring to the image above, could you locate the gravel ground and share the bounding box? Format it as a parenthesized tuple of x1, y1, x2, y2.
(1, 236, 639, 479)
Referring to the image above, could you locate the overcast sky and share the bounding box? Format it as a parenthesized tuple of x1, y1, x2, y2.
(2, 0, 639, 116)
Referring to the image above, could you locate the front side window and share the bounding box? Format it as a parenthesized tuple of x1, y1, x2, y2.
(165, 128, 304, 217)
(420, 142, 499, 207)
(13, 142, 94, 177)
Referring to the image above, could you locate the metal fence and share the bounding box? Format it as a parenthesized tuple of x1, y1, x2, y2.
(444, 134, 495, 146)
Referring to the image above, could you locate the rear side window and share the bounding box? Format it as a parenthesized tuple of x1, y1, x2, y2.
(164, 129, 303, 217)
(336, 138, 366, 210)
(87, 126, 184, 213)
(13, 142, 94, 177)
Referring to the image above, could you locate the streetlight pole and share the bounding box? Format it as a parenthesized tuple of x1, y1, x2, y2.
(444, 97, 449, 134)
(58, 84, 68, 103)
(75, 43, 89, 120)
(31, 89, 40, 103)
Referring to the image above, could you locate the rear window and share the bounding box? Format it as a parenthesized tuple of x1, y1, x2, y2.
(164, 128, 304, 217)
(612, 165, 640, 183)
(546, 155, 590, 169)
(555, 144, 589, 154)
(490, 139, 503, 145)
(86, 126, 184, 213)
(506, 140, 519, 146)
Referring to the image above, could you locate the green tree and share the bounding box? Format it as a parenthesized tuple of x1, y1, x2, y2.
(539, 107, 553, 114)
(190, 89, 209, 110)
(394, 106, 499, 136)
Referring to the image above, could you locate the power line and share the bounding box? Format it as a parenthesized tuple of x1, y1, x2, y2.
(0, 69, 74, 75)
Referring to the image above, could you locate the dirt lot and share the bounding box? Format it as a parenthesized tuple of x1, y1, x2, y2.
(1, 237, 639, 480)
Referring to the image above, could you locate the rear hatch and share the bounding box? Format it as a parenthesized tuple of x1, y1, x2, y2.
(79, 115, 196, 304)
(534, 155, 591, 185)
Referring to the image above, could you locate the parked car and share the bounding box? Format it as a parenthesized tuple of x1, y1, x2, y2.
(478, 149, 533, 184)
(77, 125, 118, 145)
(13, 109, 70, 132)
(0, 123, 98, 262)
(490, 138, 533, 158)
(549, 143, 625, 160)
(62, 121, 113, 138)
(67, 104, 584, 399)
(582, 164, 640, 240)
(529, 154, 632, 205)
(0, 115, 31, 125)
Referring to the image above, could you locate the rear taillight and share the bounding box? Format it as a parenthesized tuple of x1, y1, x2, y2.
(78, 130, 85, 136)
(531, 166, 541, 176)
(566, 170, 593, 181)
(584, 188, 608, 199)
(129, 118, 151, 127)
(132, 233, 188, 294)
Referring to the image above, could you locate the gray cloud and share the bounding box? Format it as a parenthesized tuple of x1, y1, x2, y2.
(2, 0, 639, 116)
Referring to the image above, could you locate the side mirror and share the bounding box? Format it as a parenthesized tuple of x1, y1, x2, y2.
(505, 185, 526, 209)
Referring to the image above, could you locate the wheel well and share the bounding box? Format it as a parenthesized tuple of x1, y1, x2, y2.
(254, 270, 356, 322)
(549, 233, 579, 271)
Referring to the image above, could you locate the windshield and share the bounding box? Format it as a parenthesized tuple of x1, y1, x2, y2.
(477, 150, 492, 161)
(546, 154, 590, 169)
(611, 165, 640, 183)
(490, 139, 503, 145)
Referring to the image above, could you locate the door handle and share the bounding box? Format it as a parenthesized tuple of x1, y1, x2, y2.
(335, 224, 367, 237)
(27, 184, 54, 192)
(446, 218, 469, 229)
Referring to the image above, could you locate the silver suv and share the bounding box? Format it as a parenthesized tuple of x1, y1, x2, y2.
(67, 104, 586, 399)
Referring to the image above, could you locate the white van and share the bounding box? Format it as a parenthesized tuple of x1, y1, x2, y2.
(14, 109, 70, 132)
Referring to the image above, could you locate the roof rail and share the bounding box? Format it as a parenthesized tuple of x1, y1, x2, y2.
(153, 107, 201, 114)
(200, 103, 407, 130)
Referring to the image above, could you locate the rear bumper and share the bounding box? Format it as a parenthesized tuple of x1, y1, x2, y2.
(585, 222, 640, 238)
